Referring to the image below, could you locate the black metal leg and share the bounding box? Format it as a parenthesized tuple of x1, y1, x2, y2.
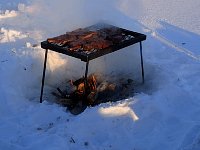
(40, 49, 48, 103)
(84, 60, 89, 92)
(140, 42, 144, 83)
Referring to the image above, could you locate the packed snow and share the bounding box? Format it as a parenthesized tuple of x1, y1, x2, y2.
(1, 0, 200, 150)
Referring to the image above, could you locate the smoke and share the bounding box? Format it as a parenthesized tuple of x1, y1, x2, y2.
(25, 0, 144, 88)
(27, 0, 143, 35)
(0, 0, 145, 102)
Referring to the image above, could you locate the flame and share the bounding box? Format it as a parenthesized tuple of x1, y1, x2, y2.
(76, 74, 97, 94)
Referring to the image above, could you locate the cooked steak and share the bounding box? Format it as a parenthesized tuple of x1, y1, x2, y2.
(46, 27, 124, 51)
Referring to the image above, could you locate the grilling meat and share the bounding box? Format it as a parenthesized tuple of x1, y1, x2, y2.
(83, 39, 113, 51)
(47, 27, 125, 51)
(47, 34, 77, 46)
(81, 32, 98, 40)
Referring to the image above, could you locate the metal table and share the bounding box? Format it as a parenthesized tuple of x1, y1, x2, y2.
(40, 24, 146, 103)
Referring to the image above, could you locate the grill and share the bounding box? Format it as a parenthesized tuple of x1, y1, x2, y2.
(40, 23, 147, 103)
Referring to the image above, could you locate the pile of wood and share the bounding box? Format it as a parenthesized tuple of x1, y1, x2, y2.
(53, 74, 116, 115)
(47, 27, 125, 52)
(53, 74, 134, 115)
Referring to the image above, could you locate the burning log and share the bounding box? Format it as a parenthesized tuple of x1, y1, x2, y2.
(54, 74, 98, 114)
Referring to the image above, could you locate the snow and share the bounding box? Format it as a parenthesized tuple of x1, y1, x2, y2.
(1, 0, 200, 150)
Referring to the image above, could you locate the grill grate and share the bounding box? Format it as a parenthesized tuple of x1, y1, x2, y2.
(41, 23, 146, 62)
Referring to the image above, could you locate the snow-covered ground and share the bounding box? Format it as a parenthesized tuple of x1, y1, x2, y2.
(1, 0, 200, 150)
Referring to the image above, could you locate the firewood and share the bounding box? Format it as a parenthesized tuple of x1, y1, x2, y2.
(87, 90, 98, 105)
(69, 101, 87, 115)
(57, 87, 66, 98)
(58, 98, 73, 106)
(107, 83, 116, 91)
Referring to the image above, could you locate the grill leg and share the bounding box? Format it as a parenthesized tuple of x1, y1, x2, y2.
(40, 49, 48, 103)
(84, 60, 89, 92)
(140, 42, 144, 83)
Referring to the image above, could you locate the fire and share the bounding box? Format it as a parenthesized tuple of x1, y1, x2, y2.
(55, 73, 133, 115)
(59, 74, 97, 108)
(74, 74, 97, 94)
